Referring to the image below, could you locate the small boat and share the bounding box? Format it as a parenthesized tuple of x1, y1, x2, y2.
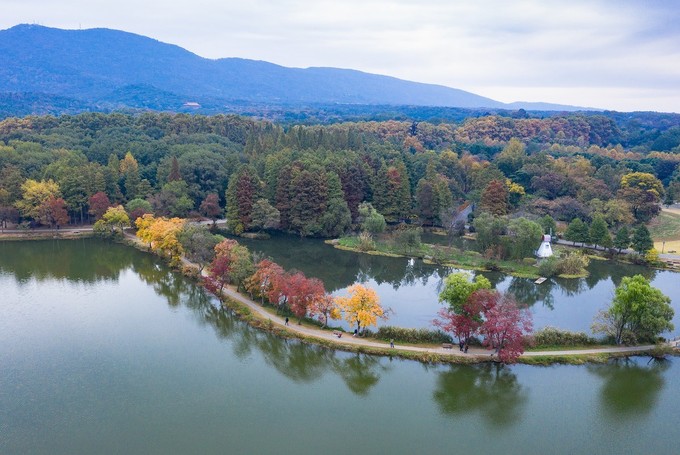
(534, 277, 547, 284)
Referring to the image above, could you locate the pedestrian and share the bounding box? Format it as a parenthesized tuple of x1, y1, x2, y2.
(285, 317, 289, 326)
(390, 339, 394, 348)
(459, 340, 464, 351)
(464, 344, 468, 353)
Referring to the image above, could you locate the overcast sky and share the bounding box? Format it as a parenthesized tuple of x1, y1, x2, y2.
(3, 0, 679, 112)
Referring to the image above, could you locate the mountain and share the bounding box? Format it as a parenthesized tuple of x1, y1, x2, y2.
(0, 24, 592, 114)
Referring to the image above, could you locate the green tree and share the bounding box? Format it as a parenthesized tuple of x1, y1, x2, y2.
(588, 215, 611, 250)
(250, 198, 280, 232)
(631, 224, 653, 254)
(538, 215, 557, 236)
(177, 224, 219, 272)
(592, 275, 674, 344)
(439, 272, 492, 314)
(613, 227, 631, 253)
(473, 212, 508, 254)
(358, 202, 386, 234)
(564, 218, 589, 246)
(507, 217, 542, 259)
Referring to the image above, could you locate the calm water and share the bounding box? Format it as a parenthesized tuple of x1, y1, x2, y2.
(1, 239, 679, 454)
(234, 234, 680, 337)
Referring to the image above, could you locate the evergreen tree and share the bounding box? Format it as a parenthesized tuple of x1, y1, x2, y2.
(226, 166, 261, 234)
(613, 227, 630, 253)
(564, 218, 589, 246)
(588, 215, 611, 249)
(631, 224, 654, 254)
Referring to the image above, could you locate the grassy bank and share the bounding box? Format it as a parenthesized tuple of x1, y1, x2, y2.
(332, 235, 542, 278)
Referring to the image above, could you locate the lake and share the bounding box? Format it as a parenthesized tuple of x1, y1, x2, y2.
(233, 233, 680, 337)
(1, 239, 679, 454)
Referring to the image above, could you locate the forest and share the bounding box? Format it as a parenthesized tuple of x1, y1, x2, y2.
(1, 111, 679, 256)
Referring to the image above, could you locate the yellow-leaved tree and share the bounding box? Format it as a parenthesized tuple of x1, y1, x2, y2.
(335, 284, 387, 335)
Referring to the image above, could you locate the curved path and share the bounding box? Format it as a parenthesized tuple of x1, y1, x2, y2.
(216, 283, 671, 359)
(25, 228, 667, 360)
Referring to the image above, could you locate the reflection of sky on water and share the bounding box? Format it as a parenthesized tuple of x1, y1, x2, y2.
(334, 267, 680, 337)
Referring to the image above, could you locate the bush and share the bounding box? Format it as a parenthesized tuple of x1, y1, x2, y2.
(532, 326, 598, 347)
(374, 326, 453, 344)
(537, 256, 560, 277)
(357, 231, 376, 251)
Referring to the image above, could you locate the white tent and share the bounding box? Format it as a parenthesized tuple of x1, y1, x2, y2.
(536, 234, 553, 258)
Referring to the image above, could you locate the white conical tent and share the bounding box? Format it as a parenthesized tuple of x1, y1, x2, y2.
(536, 234, 553, 258)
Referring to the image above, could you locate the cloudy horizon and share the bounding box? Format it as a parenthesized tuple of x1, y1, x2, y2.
(3, 0, 679, 112)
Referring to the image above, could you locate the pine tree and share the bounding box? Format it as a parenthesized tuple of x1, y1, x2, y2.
(613, 227, 630, 253)
(588, 215, 610, 249)
(631, 224, 654, 254)
(564, 218, 589, 246)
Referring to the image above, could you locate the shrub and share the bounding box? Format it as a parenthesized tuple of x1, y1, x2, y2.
(532, 326, 598, 347)
(374, 326, 453, 344)
(357, 231, 376, 251)
(537, 256, 560, 277)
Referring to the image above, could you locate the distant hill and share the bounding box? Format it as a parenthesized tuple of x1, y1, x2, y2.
(0, 24, 594, 115)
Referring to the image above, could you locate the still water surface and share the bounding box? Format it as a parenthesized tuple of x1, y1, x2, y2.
(234, 233, 680, 336)
(0, 239, 678, 454)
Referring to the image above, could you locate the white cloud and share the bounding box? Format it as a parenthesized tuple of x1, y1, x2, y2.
(2, 0, 679, 111)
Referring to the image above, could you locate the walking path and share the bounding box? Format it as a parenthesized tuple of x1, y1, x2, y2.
(215, 282, 673, 359)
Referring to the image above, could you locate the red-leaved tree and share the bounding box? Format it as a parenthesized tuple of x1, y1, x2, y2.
(88, 191, 111, 221)
(200, 193, 222, 224)
(480, 293, 533, 363)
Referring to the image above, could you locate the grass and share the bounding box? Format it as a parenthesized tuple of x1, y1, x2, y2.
(334, 235, 543, 279)
(649, 208, 680, 253)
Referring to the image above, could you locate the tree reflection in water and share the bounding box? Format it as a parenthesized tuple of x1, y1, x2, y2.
(587, 357, 668, 419)
(433, 363, 527, 428)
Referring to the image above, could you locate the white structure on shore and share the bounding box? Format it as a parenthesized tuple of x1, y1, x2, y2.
(536, 234, 553, 258)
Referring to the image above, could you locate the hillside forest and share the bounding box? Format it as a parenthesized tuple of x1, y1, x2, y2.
(1, 111, 679, 260)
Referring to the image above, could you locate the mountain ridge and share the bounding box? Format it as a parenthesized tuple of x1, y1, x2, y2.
(0, 24, 596, 114)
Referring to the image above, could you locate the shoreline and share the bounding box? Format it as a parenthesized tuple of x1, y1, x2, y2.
(4, 230, 677, 365)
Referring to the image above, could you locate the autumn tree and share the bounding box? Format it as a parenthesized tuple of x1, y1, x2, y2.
(88, 191, 111, 221)
(199, 193, 222, 224)
(38, 196, 69, 230)
(226, 166, 261, 234)
(480, 293, 533, 363)
(245, 259, 285, 305)
(618, 172, 664, 223)
(94, 205, 130, 237)
(336, 284, 387, 335)
(15, 179, 61, 223)
(480, 179, 509, 216)
(283, 272, 325, 323)
(310, 294, 341, 328)
(592, 275, 673, 344)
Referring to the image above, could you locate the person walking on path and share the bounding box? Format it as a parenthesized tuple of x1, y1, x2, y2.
(285, 317, 289, 326)
(390, 339, 394, 348)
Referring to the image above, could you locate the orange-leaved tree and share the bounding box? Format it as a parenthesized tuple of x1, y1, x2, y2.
(336, 284, 387, 335)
